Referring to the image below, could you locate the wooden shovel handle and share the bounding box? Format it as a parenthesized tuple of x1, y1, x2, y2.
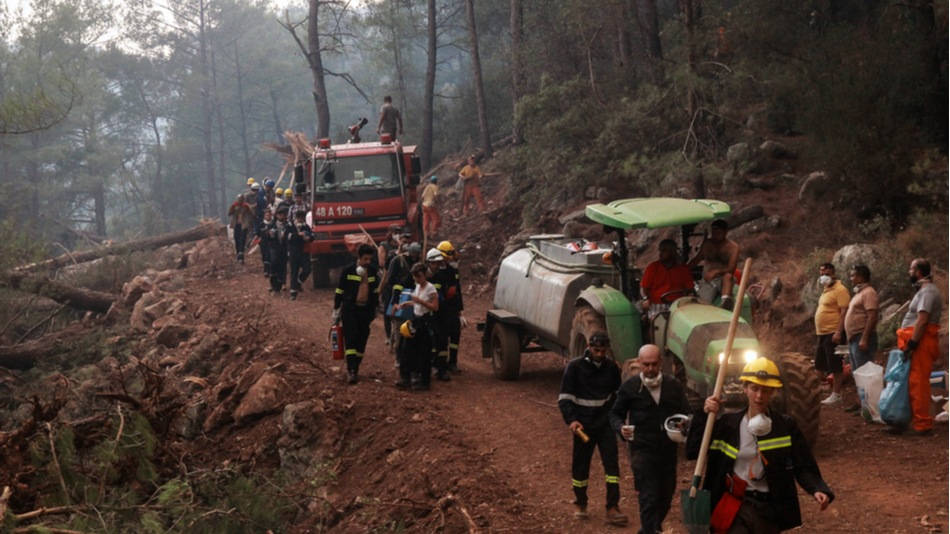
(689, 257, 753, 497)
(574, 428, 590, 443)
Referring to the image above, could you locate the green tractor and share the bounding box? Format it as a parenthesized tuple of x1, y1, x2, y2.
(480, 198, 821, 445)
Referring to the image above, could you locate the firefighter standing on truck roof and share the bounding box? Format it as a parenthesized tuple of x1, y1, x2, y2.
(333, 244, 380, 384)
(558, 332, 628, 526)
(686, 357, 834, 533)
(431, 241, 464, 374)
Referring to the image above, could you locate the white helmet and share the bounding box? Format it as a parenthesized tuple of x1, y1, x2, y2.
(426, 248, 444, 262)
(664, 414, 691, 444)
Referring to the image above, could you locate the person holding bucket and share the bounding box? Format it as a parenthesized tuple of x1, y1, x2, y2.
(686, 357, 834, 533)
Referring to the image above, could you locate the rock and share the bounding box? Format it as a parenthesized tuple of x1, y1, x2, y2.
(721, 169, 747, 193)
(798, 171, 834, 203)
(233, 371, 286, 424)
(130, 290, 163, 331)
(729, 205, 765, 228)
(831, 244, 879, 273)
(746, 176, 776, 190)
(759, 140, 795, 159)
(584, 186, 598, 199)
(121, 275, 153, 308)
(155, 323, 192, 347)
(173, 400, 206, 439)
(727, 142, 751, 164)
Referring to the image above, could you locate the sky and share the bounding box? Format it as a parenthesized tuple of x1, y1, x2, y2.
(2, 0, 301, 19)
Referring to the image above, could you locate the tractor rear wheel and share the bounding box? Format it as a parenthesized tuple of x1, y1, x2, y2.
(490, 323, 521, 380)
(773, 352, 822, 448)
(570, 306, 608, 360)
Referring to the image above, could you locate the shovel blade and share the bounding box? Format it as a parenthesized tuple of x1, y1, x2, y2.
(681, 487, 711, 534)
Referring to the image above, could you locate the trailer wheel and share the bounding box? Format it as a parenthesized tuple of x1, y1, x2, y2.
(570, 305, 609, 360)
(490, 323, 521, 380)
(772, 352, 822, 449)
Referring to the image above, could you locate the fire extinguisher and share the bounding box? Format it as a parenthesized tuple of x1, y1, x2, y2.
(329, 323, 344, 360)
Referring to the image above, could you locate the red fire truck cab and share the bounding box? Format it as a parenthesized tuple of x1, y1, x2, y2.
(297, 135, 422, 286)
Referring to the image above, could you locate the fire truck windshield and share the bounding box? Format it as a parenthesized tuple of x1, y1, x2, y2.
(315, 154, 399, 191)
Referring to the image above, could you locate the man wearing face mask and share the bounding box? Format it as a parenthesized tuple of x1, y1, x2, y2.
(813, 263, 850, 405)
(333, 244, 380, 384)
(558, 332, 628, 526)
(609, 344, 689, 534)
(894, 258, 943, 435)
(687, 357, 834, 533)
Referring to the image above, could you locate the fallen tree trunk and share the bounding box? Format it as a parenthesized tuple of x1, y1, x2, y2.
(0, 324, 90, 369)
(0, 272, 115, 313)
(13, 222, 225, 274)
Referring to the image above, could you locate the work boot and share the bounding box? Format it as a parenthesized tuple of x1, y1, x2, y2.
(436, 370, 451, 381)
(604, 506, 628, 526)
(572, 503, 588, 520)
(448, 363, 461, 374)
(290, 290, 298, 301)
(347, 371, 358, 385)
(394, 379, 409, 390)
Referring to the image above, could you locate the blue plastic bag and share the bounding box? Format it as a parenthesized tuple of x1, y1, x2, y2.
(878, 349, 911, 427)
(386, 288, 414, 321)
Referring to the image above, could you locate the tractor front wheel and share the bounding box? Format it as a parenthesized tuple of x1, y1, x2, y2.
(490, 323, 521, 380)
(773, 352, 822, 449)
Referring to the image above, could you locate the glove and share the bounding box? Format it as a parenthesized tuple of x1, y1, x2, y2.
(331, 308, 341, 324)
(459, 315, 469, 328)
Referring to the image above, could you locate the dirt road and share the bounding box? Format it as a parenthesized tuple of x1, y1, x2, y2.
(232, 269, 947, 533)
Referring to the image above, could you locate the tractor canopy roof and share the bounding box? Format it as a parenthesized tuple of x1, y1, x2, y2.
(584, 198, 731, 230)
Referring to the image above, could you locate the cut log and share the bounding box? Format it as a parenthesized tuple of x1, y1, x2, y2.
(0, 324, 89, 369)
(0, 272, 115, 313)
(13, 222, 224, 274)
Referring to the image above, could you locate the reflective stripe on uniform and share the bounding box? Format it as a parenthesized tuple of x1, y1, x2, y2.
(558, 393, 610, 407)
(710, 439, 738, 459)
(438, 351, 449, 357)
(345, 349, 358, 356)
(757, 435, 792, 451)
(605, 475, 620, 484)
(393, 284, 404, 291)
(368, 276, 376, 283)
(572, 479, 588, 488)
(346, 274, 362, 282)
(433, 283, 442, 289)
(449, 343, 459, 349)
(335, 288, 344, 294)
(356, 352, 364, 358)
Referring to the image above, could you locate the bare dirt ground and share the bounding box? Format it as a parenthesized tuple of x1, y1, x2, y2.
(221, 259, 948, 533)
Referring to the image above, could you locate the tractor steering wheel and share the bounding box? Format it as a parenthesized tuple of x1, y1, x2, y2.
(659, 287, 695, 303)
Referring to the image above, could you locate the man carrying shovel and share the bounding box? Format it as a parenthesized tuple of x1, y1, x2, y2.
(686, 357, 834, 533)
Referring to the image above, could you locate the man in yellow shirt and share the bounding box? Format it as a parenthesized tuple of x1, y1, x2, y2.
(814, 262, 851, 405)
(420, 176, 440, 236)
(458, 154, 486, 215)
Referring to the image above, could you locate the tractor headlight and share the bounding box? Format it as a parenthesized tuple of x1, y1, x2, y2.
(743, 350, 758, 364)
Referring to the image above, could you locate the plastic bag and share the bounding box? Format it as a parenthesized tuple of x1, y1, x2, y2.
(878, 349, 911, 427)
(853, 362, 884, 424)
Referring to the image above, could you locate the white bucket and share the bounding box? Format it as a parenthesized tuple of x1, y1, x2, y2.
(853, 362, 884, 424)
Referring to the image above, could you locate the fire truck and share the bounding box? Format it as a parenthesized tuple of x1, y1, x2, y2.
(295, 133, 422, 286)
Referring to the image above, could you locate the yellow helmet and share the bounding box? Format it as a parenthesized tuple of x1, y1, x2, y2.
(436, 240, 456, 259)
(399, 320, 415, 338)
(246, 177, 255, 185)
(739, 357, 783, 388)
(284, 189, 293, 198)
(275, 187, 284, 196)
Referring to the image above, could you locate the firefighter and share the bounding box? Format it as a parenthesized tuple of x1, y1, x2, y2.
(333, 244, 380, 384)
(287, 210, 314, 301)
(250, 182, 265, 234)
(257, 207, 274, 276)
(267, 205, 291, 294)
(393, 263, 439, 390)
(432, 240, 464, 374)
(687, 357, 834, 533)
(263, 178, 276, 206)
(383, 240, 421, 349)
(289, 190, 308, 222)
(423, 248, 448, 378)
(227, 193, 254, 264)
(273, 188, 284, 212)
(558, 332, 628, 526)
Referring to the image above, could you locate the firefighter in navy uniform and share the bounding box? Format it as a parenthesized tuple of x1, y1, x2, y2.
(558, 332, 629, 526)
(686, 357, 834, 533)
(333, 244, 380, 384)
(431, 241, 464, 377)
(287, 209, 314, 300)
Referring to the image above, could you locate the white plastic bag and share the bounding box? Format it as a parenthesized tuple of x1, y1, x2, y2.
(853, 361, 884, 424)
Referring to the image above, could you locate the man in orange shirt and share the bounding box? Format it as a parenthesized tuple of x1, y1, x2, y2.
(640, 240, 694, 319)
(458, 154, 486, 215)
(420, 176, 440, 236)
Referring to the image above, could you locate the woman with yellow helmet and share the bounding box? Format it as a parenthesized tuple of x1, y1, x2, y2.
(686, 357, 834, 533)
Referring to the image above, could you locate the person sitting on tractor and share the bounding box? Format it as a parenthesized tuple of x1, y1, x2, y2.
(688, 219, 740, 310)
(640, 239, 694, 319)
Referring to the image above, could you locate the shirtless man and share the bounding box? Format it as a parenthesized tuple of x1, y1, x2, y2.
(687, 219, 739, 310)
